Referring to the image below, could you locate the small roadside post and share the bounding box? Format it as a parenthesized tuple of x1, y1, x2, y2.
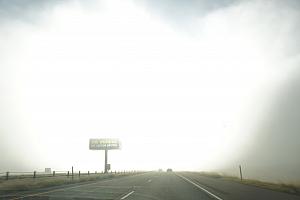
(72, 166, 74, 180)
(239, 165, 243, 181)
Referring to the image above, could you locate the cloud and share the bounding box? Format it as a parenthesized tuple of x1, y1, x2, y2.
(0, 0, 97, 24)
(0, 0, 63, 22)
(135, 0, 241, 24)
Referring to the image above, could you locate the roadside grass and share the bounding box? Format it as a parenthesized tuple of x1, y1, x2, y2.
(198, 172, 300, 196)
(0, 173, 136, 194)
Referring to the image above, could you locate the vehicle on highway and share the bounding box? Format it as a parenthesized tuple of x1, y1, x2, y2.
(167, 168, 173, 172)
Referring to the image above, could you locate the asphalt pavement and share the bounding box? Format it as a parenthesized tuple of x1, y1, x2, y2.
(1, 172, 300, 200)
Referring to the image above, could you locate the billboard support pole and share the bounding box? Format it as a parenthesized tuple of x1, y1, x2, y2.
(104, 147, 108, 173)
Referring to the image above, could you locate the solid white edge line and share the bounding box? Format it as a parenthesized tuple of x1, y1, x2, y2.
(120, 190, 135, 199)
(176, 173, 223, 200)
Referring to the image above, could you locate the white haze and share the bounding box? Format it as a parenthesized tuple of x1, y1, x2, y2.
(0, 0, 300, 183)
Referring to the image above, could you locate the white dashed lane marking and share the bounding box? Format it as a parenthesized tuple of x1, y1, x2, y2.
(120, 191, 135, 199)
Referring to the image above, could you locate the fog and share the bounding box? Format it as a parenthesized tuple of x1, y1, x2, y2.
(0, 0, 300, 183)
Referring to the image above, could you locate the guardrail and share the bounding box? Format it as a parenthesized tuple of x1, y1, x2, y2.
(0, 170, 137, 181)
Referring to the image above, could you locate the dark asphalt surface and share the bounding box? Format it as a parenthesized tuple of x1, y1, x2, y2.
(1, 172, 300, 200)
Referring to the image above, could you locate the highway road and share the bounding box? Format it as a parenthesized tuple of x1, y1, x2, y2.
(1, 172, 300, 200)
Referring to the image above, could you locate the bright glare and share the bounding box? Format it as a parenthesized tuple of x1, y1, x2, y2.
(1, 0, 290, 172)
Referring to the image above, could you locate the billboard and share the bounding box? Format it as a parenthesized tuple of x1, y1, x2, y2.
(89, 138, 120, 150)
(45, 168, 51, 173)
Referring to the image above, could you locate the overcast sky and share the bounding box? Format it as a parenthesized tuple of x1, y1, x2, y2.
(1, 0, 300, 183)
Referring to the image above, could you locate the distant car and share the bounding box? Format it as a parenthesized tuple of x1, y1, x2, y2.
(166, 168, 173, 172)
